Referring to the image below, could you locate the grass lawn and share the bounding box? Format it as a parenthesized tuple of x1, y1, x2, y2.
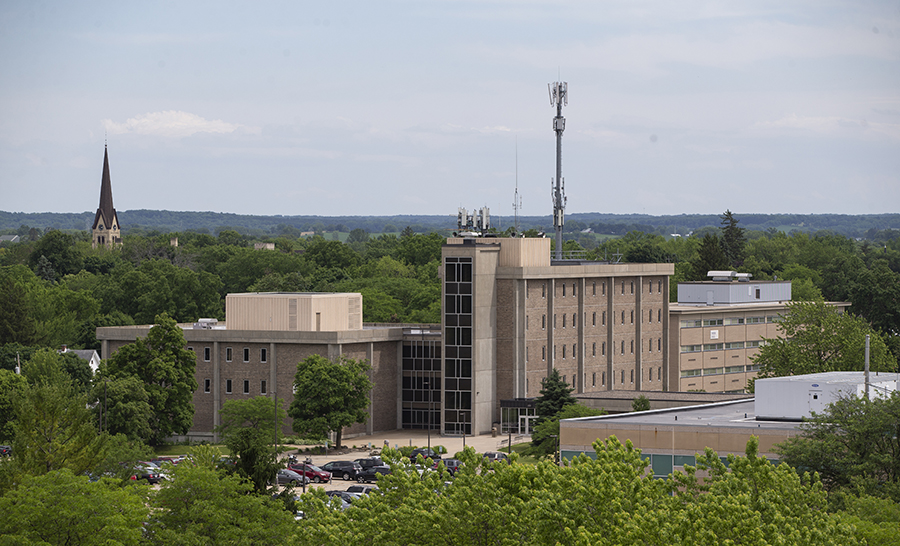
(506, 442, 542, 465)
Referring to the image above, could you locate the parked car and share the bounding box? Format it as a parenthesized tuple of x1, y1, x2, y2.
(321, 460, 363, 481)
(131, 464, 161, 484)
(483, 451, 509, 463)
(288, 462, 331, 483)
(326, 490, 360, 504)
(353, 457, 384, 470)
(274, 468, 309, 486)
(0, 445, 11, 457)
(356, 464, 392, 483)
(346, 484, 378, 495)
(410, 448, 442, 462)
(434, 458, 463, 476)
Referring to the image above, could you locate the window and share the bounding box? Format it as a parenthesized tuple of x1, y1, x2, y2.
(572, 313, 576, 327)
(746, 317, 765, 324)
(703, 343, 724, 351)
(649, 338, 653, 352)
(592, 282, 596, 296)
(630, 310, 634, 324)
(703, 319, 724, 326)
(526, 347, 529, 362)
(203, 347, 210, 362)
(572, 283, 576, 296)
(755, 288, 761, 299)
(631, 370, 634, 383)
(648, 368, 652, 381)
(658, 280, 662, 293)
(602, 372, 606, 385)
(658, 338, 661, 351)
(681, 369, 701, 378)
(724, 342, 745, 349)
(680, 319, 702, 328)
(542, 284, 546, 298)
(621, 281, 625, 294)
(562, 284, 566, 297)
(563, 314, 566, 328)
(562, 345, 566, 359)
(602, 342, 606, 356)
(226, 347, 233, 362)
(542, 346, 546, 361)
(602, 282, 606, 296)
(260, 380, 267, 394)
(746, 340, 764, 348)
(621, 370, 625, 383)
(649, 309, 653, 323)
(260, 348, 267, 363)
(725, 366, 744, 374)
(592, 342, 596, 356)
(648, 280, 652, 293)
(243, 348, 250, 362)
(724, 317, 745, 325)
(704, 367, 724, 375)
(526, 316, 529, 330)
(658, 309, 661, 322)
(630, 340, 634, 354)
(554, 346, 557, 359)
(572, 344, 576, 358)
(204, 379, 210, 393)
(657, 367, 661, 381)
(630, 281, 634, 294)
(621, 341, 625, 355)
(243, 380, 250, 394)
(592, 372, 596, 387)
(226, 379, 232, 394)
(592, 312, 596, 326)
(621, 311, 625, 324)
(542, 315, 546, 329)
(554, 315, 557, 329)
(681, 344, 702, 353)
(187, 346, 194, 353)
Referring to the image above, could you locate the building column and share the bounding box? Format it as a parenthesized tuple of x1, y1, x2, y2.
(547, 279, 555, 375)
(269, 342, 279, 434)
(577, 277, 585, 394)
(213, 341, 220, 443)
(516, 279, 527, 398)
(607, 276, 615, 391)
(367, 342, 374, 435)
(635, 275, 643, 392)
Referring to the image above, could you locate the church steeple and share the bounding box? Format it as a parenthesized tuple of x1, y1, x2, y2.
(91, 146, 122, 248)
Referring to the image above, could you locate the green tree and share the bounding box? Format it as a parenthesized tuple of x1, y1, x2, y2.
(0, 469, 149, 546)
(224, 426, 279, 494)
(288, 354, 372, 448)
(752, 301, 895, 381)
(105, 313, 197, 445)
(691, 233, 729, 279)
(775, 392, 900, 501)
(29, 229, 83, 276)
(719, 209, 746, 267)
(632, 394, 650, 412)
(12, 378, 107, 476)
(92, 375, 154, 442)
(147, 462, 296, 544)
(216, 395, 286, 442)
(0, 369, 26, 442)
(535, 368, 576, 423)
(21, 348, 93, 394)
(528, 403, 606, 460)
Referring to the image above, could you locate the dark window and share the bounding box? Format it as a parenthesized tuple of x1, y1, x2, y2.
(631, 370, 634, 383)
(226, 379, 232, 394)
(592, 312, 596, 326)
(243, 348, 250, 362)
(204, 379, 210, 393)
(226, 347, 232, 362)
(203, 347, 210, 362)
(592, 282, 596, 296)
(260, 348, 267, 363)
(243, 380, 249, 394)
(261, 380, 267, 394)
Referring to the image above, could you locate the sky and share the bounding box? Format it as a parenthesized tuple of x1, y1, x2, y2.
(1, 1, 899, 219)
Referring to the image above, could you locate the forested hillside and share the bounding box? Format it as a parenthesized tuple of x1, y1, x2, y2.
(2, 210, 898, 239)
(1, 213, 898, 368)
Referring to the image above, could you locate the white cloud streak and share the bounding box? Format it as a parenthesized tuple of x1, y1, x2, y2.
(102, 111, 257, 139)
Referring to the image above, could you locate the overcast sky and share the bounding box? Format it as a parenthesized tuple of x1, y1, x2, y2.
(1, 1, 898, 219)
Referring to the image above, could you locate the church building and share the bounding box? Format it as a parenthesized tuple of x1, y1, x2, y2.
(91, 146, 122, 248)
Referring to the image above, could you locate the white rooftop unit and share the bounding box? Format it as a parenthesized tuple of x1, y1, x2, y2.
(755, 371, 898, 421)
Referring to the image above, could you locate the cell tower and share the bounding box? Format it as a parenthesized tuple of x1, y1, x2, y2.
(548, 81, 567, 260)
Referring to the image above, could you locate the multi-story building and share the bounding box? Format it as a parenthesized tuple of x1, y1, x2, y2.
(668, 272, 849, 393)
(441, 237, 673, 436)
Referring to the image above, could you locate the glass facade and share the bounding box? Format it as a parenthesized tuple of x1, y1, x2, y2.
(443, 257, 473, 435)
(401, 336, 441, 430)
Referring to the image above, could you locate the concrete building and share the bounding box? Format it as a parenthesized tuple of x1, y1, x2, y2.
(91, 146, 122, 249)
(668, 272, 849, 393)
(441, 237, 674, 437)
(559, 371, 898, 478)
(97, 292, 437, 442)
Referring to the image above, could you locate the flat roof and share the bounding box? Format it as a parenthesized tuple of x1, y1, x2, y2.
(562, 399, 801, 432)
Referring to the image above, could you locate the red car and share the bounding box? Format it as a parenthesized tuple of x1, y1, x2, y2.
(288, 463, 331, 483)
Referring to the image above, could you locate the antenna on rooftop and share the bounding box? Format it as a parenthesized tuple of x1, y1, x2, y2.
(548, 79, 568, 260)
(513, 137, 522, 236)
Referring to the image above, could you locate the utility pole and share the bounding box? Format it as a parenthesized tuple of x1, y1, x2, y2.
(548, 81, 568, 260)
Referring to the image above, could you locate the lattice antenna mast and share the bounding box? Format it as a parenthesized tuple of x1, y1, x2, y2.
(513, 137, 522, 236)
(548, 81, 567, 259)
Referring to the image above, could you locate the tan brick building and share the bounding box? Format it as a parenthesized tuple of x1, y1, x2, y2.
(441, 237, 674, 436)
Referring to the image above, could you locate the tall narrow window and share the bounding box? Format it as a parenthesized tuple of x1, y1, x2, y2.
(592, 342, 596, 356)
(649, 309, 653, 322)
(630, 370, 634, 383)
(260, 380, 267, 395)
(572, 283, 576, 296)
(203, 347, 211, 362)
(621, 281, 625, 294)
(592, 312, 596, 326)
(602, 311, 606, 325)
(572, 313, 576, 327)
(658, 309, 662, 322)
(602, 372, 606, 385)
(602, 282, 606, 296)
(542, 315, 546, 329)
(630, 310, 634, 324)
(526, 316, 529, 330)
(562, 345, 566, 359)
(649, 338, 653, 352)
(592, 282, 596, 296)
(260, 348, 267, 363)
(630, 281, 634, 294)
(225, 347, 233, 362)
(243, 380, 250, 395)
(602, 342, 606, 356)
(621, 311, 625, 324)
(562, 284, 566, 297)
(572, 344, 576, 358)
(542, 283, 546, 298)
(204, 379, 211, 393)
(621, 341, 625, 355)
(658, 280, 662, 293)
(621, 370, 625, 383)
(243, 348, 250, 362)
(658, 338, 661, 351)
(542, 346, 546, 361)
(562, 314, 566, 328)
(554, 315, 557, 329)
(630, 340, 634, 354)
(592, 372, 596, 387)
(526, 347, 529, 362)
(226, 379, 232, 394)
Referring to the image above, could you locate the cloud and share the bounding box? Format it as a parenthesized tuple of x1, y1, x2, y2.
(102, 111, 255, 138)
(755, 114, 900, 140)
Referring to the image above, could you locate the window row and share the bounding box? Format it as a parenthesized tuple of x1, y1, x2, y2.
(680, 316, 779, 328)
(191, 346, 268, 363)
(680, 364, 761, 378)
(206, 378, 268, 395)
(680, 340, 765, 353)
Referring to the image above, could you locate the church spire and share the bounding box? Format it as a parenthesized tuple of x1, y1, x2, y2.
(91, 145, 121, 248)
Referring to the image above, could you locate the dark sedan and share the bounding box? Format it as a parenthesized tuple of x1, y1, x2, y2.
(275, 468, 309, 486)
(356, 464, 391, 483)
(321, 460, 363, 481)
(434, 458, 463, 476)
